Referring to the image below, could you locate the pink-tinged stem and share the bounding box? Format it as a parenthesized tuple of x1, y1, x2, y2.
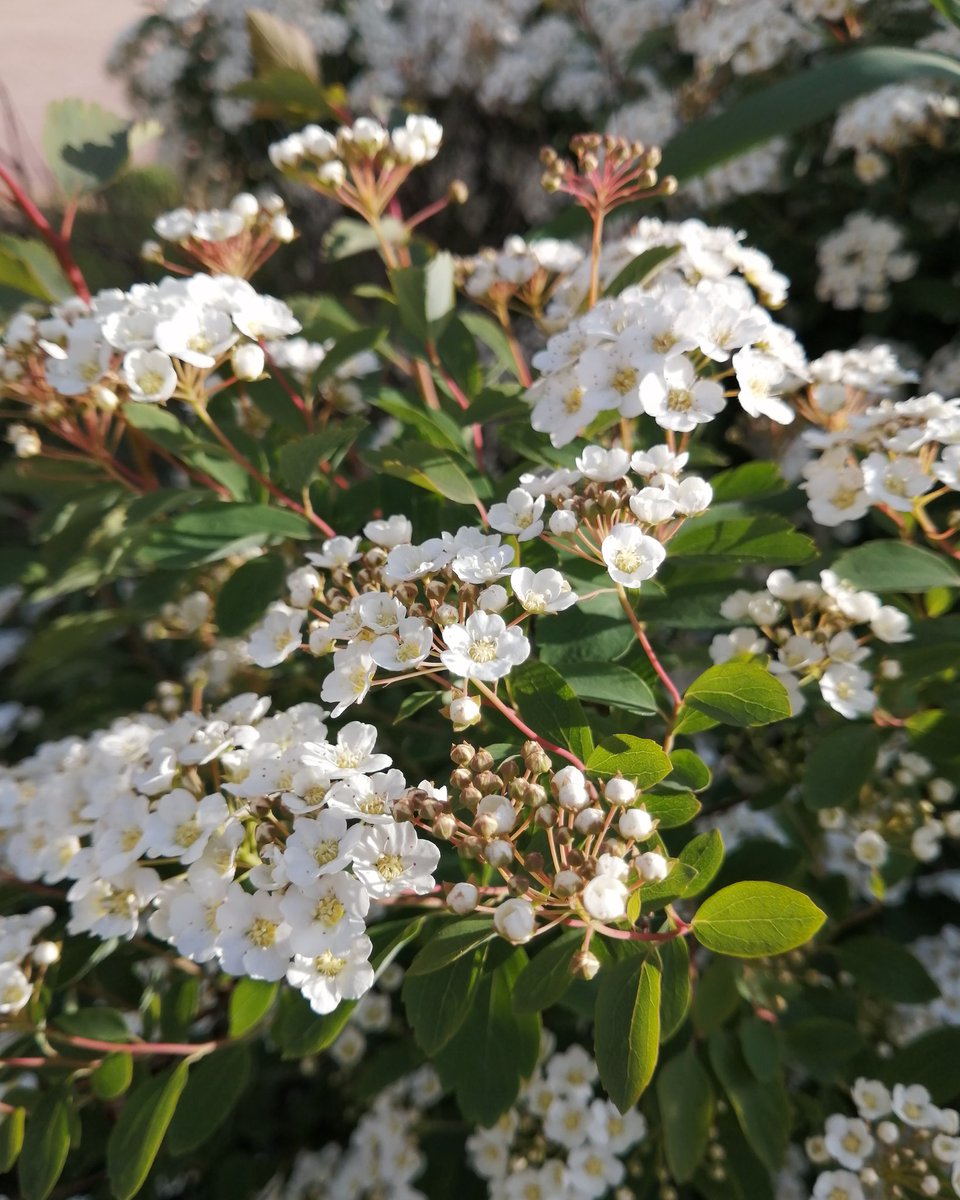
(473, 680, 586, 770)
(50, 1032, 219, 1058)
(616, 585, 683, 712)
(567, 918, 690, 943)
(0, 162, 91, 302)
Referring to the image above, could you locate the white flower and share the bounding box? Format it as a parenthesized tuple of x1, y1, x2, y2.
(813, 1170, 864, 1200)
(553, 765, 589, 811)
(630, 486, 678, 524)
(247, 602, 304, 668)
(674, 477, 714, 515)
(320, 647, 376, 717)
(232, 342, 265, 380)
(575, 445, 631, 482)
(732, 348, 794, 424)
(852, 1079, 892, 1120)
(449, 695, 482, 727)
(862, 452, 931, 512)
(493, 897, 535, 944)
(281, 811, 362, 888)
(870, 605, 911, 643)
(639, 356, 726, 432)
(123, 348, 178, 402)
(488, 488, 545, 541)
(216, 884, 292, 980)
(582, 874, 628, 921)
(0, 963, 32, 1014)
(711, 627, 768, 665)
(364, 515, 413, 547)
(155, 305, 236, 368)
(279, 871, 369, 956)
(824, 1114, 875, 1170)
(286, 566, 321, 609)
(566, 1143, 625, 1197)
(370, 618, 433, 672)
(604, 778, 636, 806)
(440, 612, 530, 682)
(144, 789, 229, 864)
(306, 536, 362, 569)
(478, 584, 509, 612)
(601, 524, 666, 588)
(351, 823, 440, 898)
(820, 663, 876, 720)
(287, 935, 375, 1015)
(510, 567, 577, 614)
(853, 830, 888, 867)
(893, 1083, 938, 1128)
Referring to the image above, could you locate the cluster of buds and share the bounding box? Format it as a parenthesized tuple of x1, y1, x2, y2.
(404, 740, 681, 967)
(454, 234, 584, 320)
(269, 115, 444, 220)
(540, 134, 677, 218)
(143, 191, 295, 278)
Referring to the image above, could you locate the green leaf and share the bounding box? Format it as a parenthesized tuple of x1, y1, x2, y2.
(230, 69, 329, 120)
(658, 936, 692, 1042)
(363, 441, 487, 508)
(246, 7, 319, 79)
(433, 950, 541, 1126)
(883, 1028, 960, 1103)
(603, 244, 680, 296)
(136, 503, 313, 568)
(585, 735, 671, 786)
(402, 950, 485, 1054)
(710, 463, 786, 503)
(167, 1045, 251, 1156)
(370, 389, 467, 455)
(783, 1018, 867, 1077)
(406, 918, 497, 977)
(91, 1053, 134, 1101)
(658, 1046, 714, 1182)
(708, 1030, 790, 1174)
(389, 253, 456, 344)
(512, 930, 582, 1014)
(668, 513, 814, 564)
(0, 234, 70, 302)
(739, 1017, 781, 1082)
(595, 954, 661, 1113)
(692, 882, 826, 958)
(684, 663, 791, 727)
(561, 662, 658, 715)
(53, 1006, 131, 1043)
(837, 937, 939, 1003)
(322, 217, 408, 261)
(645, 791, 702, 829)
(661, 46, 960, 182)
(215, 554, 287, 637)
(0, 1107, 25, 1173)
(277, 418, 366, 492)
(107, 1061, 190, 1199)
(509, 661, 594, 764)
(42, 99, 145, 197)
(668, 748, 712, 791)
(677, 830, 725, 898)
(228, 979, 280, 1038)
(802, 724, 881, 810)
(830, 540, 960, 592)
(692, 958, 741, 1035)
(930, 0, 960, 26)
(18, 1093, 70, 1200)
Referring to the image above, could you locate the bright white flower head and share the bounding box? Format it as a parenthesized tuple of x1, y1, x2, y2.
(493, 897, 536, 944)
(601, 525, 666, 588)
(440, 612, 530, 682)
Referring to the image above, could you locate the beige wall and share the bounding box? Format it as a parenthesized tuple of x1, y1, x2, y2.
(0, 0, 143, 194)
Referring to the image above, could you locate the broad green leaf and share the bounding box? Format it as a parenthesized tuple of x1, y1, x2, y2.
(107, 1060, 190, 1200)
(91, 1053, 134, 1101)
(389, 252, 456, 343)
(0, 1107, 25, 1173)
(677, 830, 725, 898)
(512, 930, 582, 1014)
(0, 234, 70, 302)
(692, 882, 825, 957)
(363, 441, 487, 508)
(561, 663, 658, 715)
(433, 950, 541, 1126)
(402, 950, 485, 1053)
(783, 1018, 867, 1077)
(883, 1028, 960, 1103)
(42, 99, 133, 196)
(277, 419, 366, 492)
(692, 958, 741, 1035)
(644, 791, 702, 829)
(710, 462, 786, 503)
(322, 217, 408, 261)
(930, 0, 960, 25)
(229, 979, 280, 1038)
(661, 46, 960, 182)
(668, 748, 712, 791)
(830, 540, 960, 592)
(230, 69, 329, 120)
(370, 390, 467, 455)
(739, 1016, 781, 1082)
(18, 1093, 70, 1200)
(658, 935, 692, 1042)
(136, 503, 313, 568)
(657, 1046, 713, 1182)
(594, 954, 661, 1112)
(167, 1045, 252, 1156)
(708, 1030, 790, 1173)
(684, 663, 791, 727)
(53, 1006, 131, 1043)
(215, 554, 287, 637)
(246, 7, 319, 79)
(636, 861, 700, 912)
(585, 735, 671, 786)
(510, 661, 594, 764)
(406, 918, 497, 977)
(603, 244, 680, 296)
(539, 590, 636, 667)
(668, 514, 814, 564)
(802, 724, 881, 810)
(837, 937, 939, 1003)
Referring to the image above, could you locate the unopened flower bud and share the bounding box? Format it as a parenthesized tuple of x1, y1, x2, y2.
(473, 813, 499, 840)
(32, 941, 60, 966)
(619, 808, 655, 841)
(485, 839, 514, 869)
(141, 239, 163, 262)
(534, 804, 558, 828)
(473, 749, 494, 773)
(605, 777, 637, 806)
(392, 797, 415, 823)
(233, 343, 266, 381)
(571, 949, 601, 980)
(554, 869, 582, 897)
(637, 851, 669, 882)
(435, 602, 459, 626)
(433, 814, 457, 840)
(448, 179, 469, 205)
(525, 851, 544, 875)
(461, 785, 483, 810)
(451, 767, 474, 791)
(574, 806, 604, 835)
(449, 695, 481, 727)
(475, 771, 503, 796)
(500, 760, 520, 784)
(549, 509, 578, 535)
(448, 882, 479, 914)
(493, 898, 535, 944)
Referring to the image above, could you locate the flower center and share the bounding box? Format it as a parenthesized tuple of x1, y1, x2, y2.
(248, 917, 277, 948)
(614, 549, 642, 574)
(376, 853, 405, 881)
(563, 386, 584, 414)
(611, 366, 638, 395)
(314, 838, 339, 866)
(468, 637, 499, 663)
(314, 895, 346, 926)
(314, 949, 347, 977)
(666, 387, 692, 412)
(174, 820, 201, 848)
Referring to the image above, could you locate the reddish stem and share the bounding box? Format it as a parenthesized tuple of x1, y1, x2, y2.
(49, 1032, 219, 1057)
(0, 162, 90, 302)
(474, 680, 586, 770)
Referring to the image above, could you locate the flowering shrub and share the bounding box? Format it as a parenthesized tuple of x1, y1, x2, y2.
(1, 46, 960, 1200)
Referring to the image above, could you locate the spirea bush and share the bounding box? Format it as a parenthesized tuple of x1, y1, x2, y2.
(1, 44, 960, 1200)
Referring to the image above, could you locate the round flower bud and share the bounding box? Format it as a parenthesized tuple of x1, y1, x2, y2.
(230, 192, 260, 218)
(485, 839, 514, 869)
(32, 941, 61, 966)
(435, 603, 459, 627)
(271, 214, 296, 243)
(141, 239, 163, 262)
(449, 695, 481, 727)
(571, 949, 601, 980)
(604, 777, 637, 806)
(574, 806, 604, 835)
(554, 869, 582, 898)
(553, 765, 589, 811)
(448, 882, 479, 914)
(308, 625, 334, 656)
(619, 808, 655, 841)
(637, 851, 669, 883)
(534, 804, 558, 829)
(549, 509, 578, 535)
(876, 1122, 899, 1145)
(582, 874, 628, 921)
(921, 1177, 939, 1196)
(233, 343, 266, 381)
(478, 584, 509, 613)
(493, 898, 536, 944)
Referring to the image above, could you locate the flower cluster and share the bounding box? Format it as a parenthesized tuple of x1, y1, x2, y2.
(0, 697, 440, 1015)
(815, 214, 918, 312)
(829, 83, 959, 184)
(892, 925, 960, 1044)
(0, 907, 58, 1017)
(145, 190, 295, 276)
(467, 1042, 648, 1199)
(714, 567, 912, 720)
(526, 217, 799, 448)
(806, 1078, 960, 1200)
